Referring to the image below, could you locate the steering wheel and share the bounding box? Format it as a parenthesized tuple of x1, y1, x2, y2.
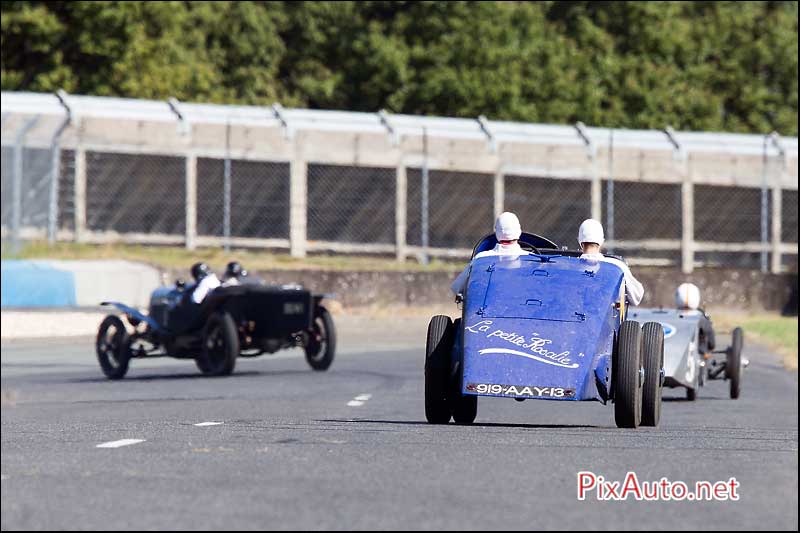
(519, 241, 541, 254)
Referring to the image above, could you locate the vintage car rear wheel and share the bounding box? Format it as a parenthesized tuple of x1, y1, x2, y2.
(305, 306, 336, 371)
(451, 394, 477, 424)
(96, 315, 131, 380)
(199, 312, 239, 376)
(727, 327, 743, 399)
(614, 320, 643, 428)
(641, 321, 664, 427)
(448, 318, 477, 424)
(686, 387, 697, 401)
(425, 315, 454, 424)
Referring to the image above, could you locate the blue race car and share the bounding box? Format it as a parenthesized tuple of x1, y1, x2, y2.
(424, 233, 664, 428)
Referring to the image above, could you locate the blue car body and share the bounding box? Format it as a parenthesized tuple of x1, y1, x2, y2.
(456, 252, 625, 403)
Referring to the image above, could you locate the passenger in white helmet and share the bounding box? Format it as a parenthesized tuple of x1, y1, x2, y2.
(675, 282, 716, 354)
(577, 219, 645, 306)
(450, 212, 524, 296)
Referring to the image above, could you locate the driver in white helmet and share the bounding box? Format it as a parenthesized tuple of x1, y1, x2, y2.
(450, 212, 524, 296)
(578, 218, 644, 306)
(676, 282, 716, 353)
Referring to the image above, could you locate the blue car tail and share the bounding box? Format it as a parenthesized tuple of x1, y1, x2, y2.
(460, 254, 623, 402)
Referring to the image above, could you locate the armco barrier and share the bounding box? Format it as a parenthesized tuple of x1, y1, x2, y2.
(1, 260, 76, 307)
(1, 260, 160, 308)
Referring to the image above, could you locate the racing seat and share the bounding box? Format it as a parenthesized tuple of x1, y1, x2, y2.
(471, 232, 559, 259)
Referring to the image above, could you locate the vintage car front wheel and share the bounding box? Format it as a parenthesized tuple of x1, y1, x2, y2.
(641, 321, 664, 427)
(96, 315, 131, 380)
(614, 320, 643, 428)
(305, 306, 336, 371)
(198, 312, 239, 376)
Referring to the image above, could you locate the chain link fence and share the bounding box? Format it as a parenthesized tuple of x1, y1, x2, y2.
(505, 175, 592, 248)
(407, 168, 494, 250)
(783, 190, 798, 244)
(1, 95, 797, 273)
(58, 149, 75, 231)
(2, 144, 796, 271)
(197, 158, 290, 241)
(307, 163, 395, 245)
(1, 146, 12, 228)
(85, 152, 185, 236)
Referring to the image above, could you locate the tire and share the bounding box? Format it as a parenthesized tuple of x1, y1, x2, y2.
(305, 306, 336, 371)
(425, 315, 454, 424)
(614, 321, 643, 429)
(641, 321, 664, 427)
(686, 387, 697, 401)
(451, 394, 477, 424)
(96, 315, 131, 380)
(447, 318, 477, 424)
(198, 312, 239, 376)
(727, 327, 743, 399)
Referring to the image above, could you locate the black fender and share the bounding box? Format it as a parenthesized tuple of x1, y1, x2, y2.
(101, 301, 162, 332)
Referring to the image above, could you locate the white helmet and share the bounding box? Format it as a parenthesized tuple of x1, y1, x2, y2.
(578, 219, 605, 247)
(495, 212, 521, 241)
(675, 282, 701, 310)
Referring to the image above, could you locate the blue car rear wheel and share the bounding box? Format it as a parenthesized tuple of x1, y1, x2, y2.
(641, 321, 664, 426)
(425, 315, 454, 424)
(614, 321, 643, 428)
(449, 318, 477, 424)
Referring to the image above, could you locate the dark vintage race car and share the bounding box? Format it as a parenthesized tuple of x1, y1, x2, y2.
(425, 232, 665, 429)
(95, 281, 335, 379)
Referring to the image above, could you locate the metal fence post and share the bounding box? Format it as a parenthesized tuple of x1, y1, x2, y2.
(289, 135, 307, 258)
(48, 90, 73, 244)
(769, 133, 786, 274)
(223, 121, 231, 253)
(11, 116, 40, 253)
(681, 174, 695, 274)
(74, 147, 86, 242)
(494, 166, 504, 218)
(665, 127, 693, 273)
(772, 186, 782, 273)
(421, 127, 430, 265)
(605, 129, 615, 250)
(395, 159, 407, 261)
(47, 142, 62, 245)
(575, 122, 599, 227)
(760, 135, 769, 273)
(185, 152, 197, 250)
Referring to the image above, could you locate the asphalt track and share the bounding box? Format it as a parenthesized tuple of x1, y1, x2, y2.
(1, 318, 797, 530)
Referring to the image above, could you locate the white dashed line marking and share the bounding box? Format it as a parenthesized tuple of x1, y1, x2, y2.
(96, 439, 146, 449)
(194, 422, 223, 427)
(348, 393, 372, 407)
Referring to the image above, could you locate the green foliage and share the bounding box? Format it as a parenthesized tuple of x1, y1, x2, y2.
(1, 1, 796, 134)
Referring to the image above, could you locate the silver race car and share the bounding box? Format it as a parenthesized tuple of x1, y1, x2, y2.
(628, 308, 746, 400)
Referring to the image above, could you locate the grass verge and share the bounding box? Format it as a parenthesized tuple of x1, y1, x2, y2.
(711, 311, 798, 371)
(2, 240, 463, 273)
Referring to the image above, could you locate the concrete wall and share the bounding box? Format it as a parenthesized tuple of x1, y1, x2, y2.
(3, 259, 795, 313)
(171, 266, 798, 313)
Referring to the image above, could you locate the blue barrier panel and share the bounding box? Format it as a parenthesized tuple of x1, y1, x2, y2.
(1, 260, 77, 307)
